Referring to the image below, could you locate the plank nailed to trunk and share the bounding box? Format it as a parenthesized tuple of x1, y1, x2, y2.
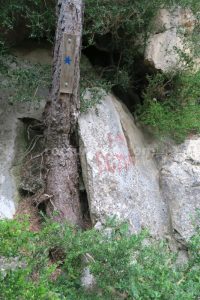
(43, 0, 84, 226)
(60, 33, 77, 94)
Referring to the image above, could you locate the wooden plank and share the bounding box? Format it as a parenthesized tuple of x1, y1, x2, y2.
(60, 33, 76, 94)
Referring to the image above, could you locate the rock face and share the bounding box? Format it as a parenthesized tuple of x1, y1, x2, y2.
(145, 7, 196, 72)
(79, 91, 169, 237)
(11, 41, 52, 65)
(0, 50, 49, 219)
(160, 138, 200, 241)
(0, 97, 45, 219)
(79, 90, 200, 244)
(0, 256, 26, 278)
(143, 6, 200, 243)
(0, 102, 18, 219)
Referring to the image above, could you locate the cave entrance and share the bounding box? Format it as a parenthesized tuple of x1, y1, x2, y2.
(82, 37, 155, 114)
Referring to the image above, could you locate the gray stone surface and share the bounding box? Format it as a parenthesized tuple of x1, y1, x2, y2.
(0, 256, 26, 278)
(0, 49, 49, 219)
(79, 91, 169, 237)
(81, 267, 96, 290)
(160, 137, 200, 241)
(79, 89, 200, 243)
(11, 41, 52, 65)
(0, 96, 45, 219)
(145, 7, 196, 72)
(0, 256, 25, 271)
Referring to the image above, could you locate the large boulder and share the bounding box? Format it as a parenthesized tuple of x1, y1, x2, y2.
(79, 89, 200, 244)
(160, 137, 200, 242)
(11, 41, 52, 65)
(145, 7, 196, 72)
(78, 90, 169, 237)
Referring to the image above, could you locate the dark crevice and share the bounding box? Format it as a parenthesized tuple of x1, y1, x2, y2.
(80, 189, 92, 229)
(37, 202, 47, 215)
(112, 85, 141, 112)
(70, 128, 78, 148)
(83, 45, 113, 68)
(83, 39, 155, 114)
(18, 188, 34, 197)
(79, 170, 92, 229)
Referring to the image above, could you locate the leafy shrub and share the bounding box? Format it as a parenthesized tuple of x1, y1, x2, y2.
(137, 71, 200, 142)
(0, 0, 56, 42)
(0, 55, 51, 103)
(84, 0, 200, 141)
(1, 0, 199, 44)
(0, 53, 108, 110)
(1, 217, 200, 299)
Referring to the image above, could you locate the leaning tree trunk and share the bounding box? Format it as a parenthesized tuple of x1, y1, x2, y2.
(43, 0, 84, 226)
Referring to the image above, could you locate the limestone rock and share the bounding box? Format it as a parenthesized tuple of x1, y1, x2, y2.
(145, 7, 196, 72)
(153, 8, 196, 33)
(78, 90, 169, 237)
(160, 137, 200, 241)
(79, 89, 200, 243)
(81, 267, 96, 290)
(0, 256, 26, 278)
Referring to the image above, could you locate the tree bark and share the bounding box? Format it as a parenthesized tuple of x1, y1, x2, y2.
(43, 0, 84, 226)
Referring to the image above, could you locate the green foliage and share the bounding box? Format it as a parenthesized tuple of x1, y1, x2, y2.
(137, 71, 200, 142)
(0, 0, 199, 46)
(79, 56, 111, 112)
(80, 87, 108, 113)
(1, 217, 200, 299)
(0, 0, 56, 42)
(83, 0, 200, 140)
(0, 52, 109, 110)
(84, 0, 164, 41)
(0, 53, 108, 110)
(0, 55, 51, 103)
(84, 0, 200, 43)
(83, 0, 164, 95)
(84, 0, 200, 70)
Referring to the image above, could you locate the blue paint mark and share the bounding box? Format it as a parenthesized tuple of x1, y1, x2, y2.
(64, 56, 72, 65)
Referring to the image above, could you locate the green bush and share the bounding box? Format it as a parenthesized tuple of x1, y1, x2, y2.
(137, 71, 200, 142)
(0, 217, 200, 299)
(0, 0, 56, 42)
(1, 0, 199, 43)
(0, 55, 51, 103)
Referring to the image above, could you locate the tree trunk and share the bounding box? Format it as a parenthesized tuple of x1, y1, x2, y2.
(43, 0, 84, 226)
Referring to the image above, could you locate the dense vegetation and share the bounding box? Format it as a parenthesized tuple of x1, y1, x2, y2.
(0, 55, 51, 103)
(0, 217, 200, 299)
(0, 0, 56, 43)
(138, 71, 200, 141)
